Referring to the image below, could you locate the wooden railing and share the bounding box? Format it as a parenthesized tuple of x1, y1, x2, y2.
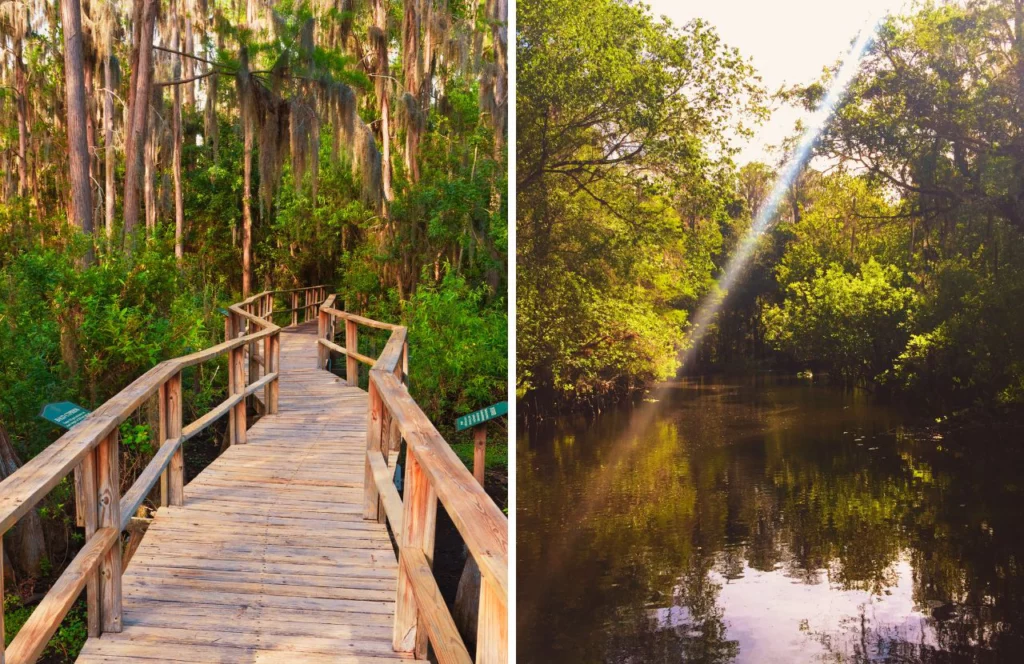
(317, 295, 509, 664)
(0, 285, 328, 664)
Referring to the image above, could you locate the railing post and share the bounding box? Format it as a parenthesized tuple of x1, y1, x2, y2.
(364, 376, 384, 519)
(291, 291, 298, 326)
(226, 312, 237, 446)
(477, 579, 507, 664)
(159, 372, 184, 507)
(0, 542, 4, 663)
(346, 319, 359, 386)
(231, 322, 248, 445)
(317, 308, 328, 369)
(264, 330, 274, 411)
(393, 450, 437, 658)
(96, 430, 123, 632)
(403, 340, 409, 387)
(248, 316, 258, 413)
(81, 447, 100, 636)
(270, 330, 280, 413)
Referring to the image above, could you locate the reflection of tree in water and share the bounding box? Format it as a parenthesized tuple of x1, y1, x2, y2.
(802, 604, 1003, 664)
(604, 562, 739, 664)
(518, 383, 1024, 662)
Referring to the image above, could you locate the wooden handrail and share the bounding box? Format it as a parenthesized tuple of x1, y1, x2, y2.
(0, 285, 329, 664)
(316, 295, 508, 664)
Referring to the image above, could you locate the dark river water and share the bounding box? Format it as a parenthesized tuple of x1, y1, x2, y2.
(517, 376, 1024, 663)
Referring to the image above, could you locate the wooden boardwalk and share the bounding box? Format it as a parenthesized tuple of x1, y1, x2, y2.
(1, 288, 505, 664)
(77, 323, 407, 663)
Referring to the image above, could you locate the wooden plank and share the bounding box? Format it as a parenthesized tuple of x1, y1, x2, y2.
(181, 392, 243, 441)
(0, 542, 4, 664)
(4, 527, 117, 663)
(476, 578, 507, 664)
(346, 319, 360, 384)
(363, 381, 384, 519)
(81, 449, 100, 637)
(243, 371, 278, 397)
(400, 548, 471, 664)
(321, 307, 398, 331)
(318, 337, 376, 367)
(367, 453, 403, 534)
(96, 432, 123, 633)
(164, 373, 184, 507)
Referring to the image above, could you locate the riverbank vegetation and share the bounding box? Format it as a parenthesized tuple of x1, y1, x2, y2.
(517, 0, 1024, 417)
(1, 0, 507, 658)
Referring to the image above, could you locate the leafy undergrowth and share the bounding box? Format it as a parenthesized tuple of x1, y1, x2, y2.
(4, 594, 88, 663)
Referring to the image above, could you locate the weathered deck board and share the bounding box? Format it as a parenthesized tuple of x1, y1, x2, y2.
(77, 322, 407, 664)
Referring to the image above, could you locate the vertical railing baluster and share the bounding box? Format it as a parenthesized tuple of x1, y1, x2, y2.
(232, 319, 248, 445)
(163, 373, 184, 506)
(226, 312, 237, 447)
(291, 291, 298, 326)
(96, 430, 123, 632)
(393, 450, 437, 658)
(317, 306, 328, 369)
(270, 329, 280, 413)
(363, 377, 384, 519)
(81, 448, 100, 636)
(248, 310, 258, 412)
(264, 329, 274, 408)
(0, 542, 4, 663)
(476, 579, 507, 664)
(346, 319, 359, 387)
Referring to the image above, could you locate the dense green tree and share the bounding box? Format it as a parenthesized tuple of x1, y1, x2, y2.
(516, 0, 765, 412)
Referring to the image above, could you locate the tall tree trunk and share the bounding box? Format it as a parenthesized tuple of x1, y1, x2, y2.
(242, 117, 253, 295)
(145, 102, 157, 233)
(0, 425, 48, 580)
(488, 0, 507, 155)
(403, 0, 421, 181)
(172, 10, 184, 261)
(104, 54, 115, 238)
(62, 0, 95, 265)
(184, 9, 195, 108)
(371, 0, 394, 201)
(15, 31, 29, 199)
(123, 0, 158, 245)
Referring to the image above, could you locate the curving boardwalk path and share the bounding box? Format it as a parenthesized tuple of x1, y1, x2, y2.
(77, 322, 407, 663)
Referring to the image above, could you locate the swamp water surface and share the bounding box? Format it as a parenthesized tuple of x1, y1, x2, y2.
(517, 377, 1024, 663)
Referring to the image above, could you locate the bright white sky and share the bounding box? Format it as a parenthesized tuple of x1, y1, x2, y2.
(647, 0, 905, 166)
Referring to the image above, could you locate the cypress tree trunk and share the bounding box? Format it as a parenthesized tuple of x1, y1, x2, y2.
(0, 425, 48, 580)
(123, 0, 158, 244)
(15, 31, 28, 199)
(242, 117, 253, 295)
(105, 54, 116, 238)
(61, 0, 95, 264)
(371, 0, 394, 201)
(172, 11, 184, 261)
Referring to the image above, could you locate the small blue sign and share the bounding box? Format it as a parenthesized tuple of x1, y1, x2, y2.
(39, 401, 91, 430)
(456, 401, 508, 432)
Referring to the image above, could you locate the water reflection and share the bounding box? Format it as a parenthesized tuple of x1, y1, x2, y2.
(517, 377, 1024, 663)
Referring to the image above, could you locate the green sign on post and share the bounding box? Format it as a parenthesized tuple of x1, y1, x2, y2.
(456, 401, 508, 432)
(39, 401, 91, 430)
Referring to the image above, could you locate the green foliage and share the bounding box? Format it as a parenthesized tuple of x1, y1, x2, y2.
(764, 259, 919, 384)
(403, 269, 506, 432)
(517, 0, 764, 412)
(4, 595, 88, 660)
(0, 242, 218, 460)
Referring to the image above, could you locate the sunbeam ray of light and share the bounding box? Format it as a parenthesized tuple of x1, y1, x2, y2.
(678, 12, 885, 370)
